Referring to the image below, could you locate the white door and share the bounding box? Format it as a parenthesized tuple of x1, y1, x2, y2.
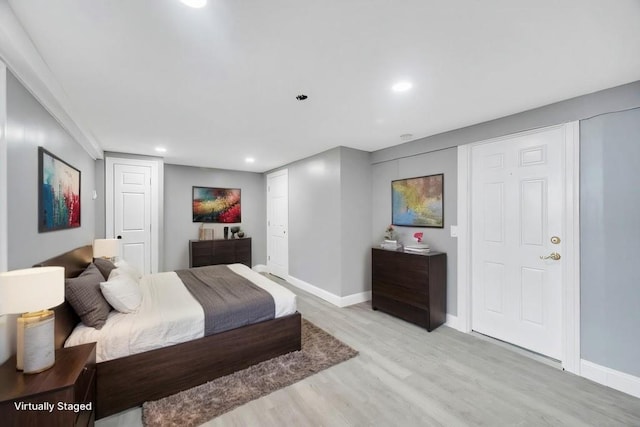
(471, 126, 564, 360)
(267, 170, 288, 279)
(114, 164, 151, 275)
(106, 156, 160, 275)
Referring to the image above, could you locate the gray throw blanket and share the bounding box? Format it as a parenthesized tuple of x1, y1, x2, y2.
(176, 265, 275, 335)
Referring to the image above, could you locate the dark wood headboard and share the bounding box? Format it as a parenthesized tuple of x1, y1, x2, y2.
(33, 245, 93, 349)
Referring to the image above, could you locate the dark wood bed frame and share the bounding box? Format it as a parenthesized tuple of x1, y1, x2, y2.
(35, 245, 302, 419)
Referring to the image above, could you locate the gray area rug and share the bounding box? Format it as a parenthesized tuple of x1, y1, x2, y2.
(142, 319, 358, 427)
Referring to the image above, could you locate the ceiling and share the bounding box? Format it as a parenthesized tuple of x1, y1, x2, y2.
(6, 0, 640, 172)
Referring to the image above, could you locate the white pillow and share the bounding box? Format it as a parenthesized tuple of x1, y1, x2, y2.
(100, 274, 142, 313)
(108, 267, 138, 283)
(114, 259, 142, 279)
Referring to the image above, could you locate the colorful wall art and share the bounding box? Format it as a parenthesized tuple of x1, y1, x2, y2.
(38, 147, 81, 232)
(192, 186, 241, 223)
(391, 174, 443, 228)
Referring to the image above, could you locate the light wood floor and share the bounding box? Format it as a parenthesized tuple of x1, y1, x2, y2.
(98, 276, 640, 427)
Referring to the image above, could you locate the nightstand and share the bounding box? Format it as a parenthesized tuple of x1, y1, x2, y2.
(0, 342, 96, 427)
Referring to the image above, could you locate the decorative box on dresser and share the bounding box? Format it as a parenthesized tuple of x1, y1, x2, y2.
(371, 247, 447, 331)
(189, 238, 252, 268)
(0, 342, 96, 427)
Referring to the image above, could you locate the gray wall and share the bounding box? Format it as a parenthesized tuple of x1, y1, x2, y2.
(285, 147, 342, 295)
(163, 164, 266, 272)
(580, 107, 640, 377)
(340, 147, 372, 297)
(6, 70, 96, 268)
(1, 70, 97, 363)
(270, 146, 372, 298)
(371, 147, 458, 314)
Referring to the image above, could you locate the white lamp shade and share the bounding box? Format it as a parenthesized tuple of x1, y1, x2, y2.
(0, 266, 65, 314)
(93, 238, 120, 258)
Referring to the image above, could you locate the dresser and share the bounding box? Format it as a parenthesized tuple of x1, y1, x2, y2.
(371, 247, 447, 331)
(189, 238, 252, 268)
(0, 343, 96, 427)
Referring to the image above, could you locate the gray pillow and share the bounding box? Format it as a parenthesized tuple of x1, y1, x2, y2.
(65, 263, 112, 329)
(93, 257, 116, 280)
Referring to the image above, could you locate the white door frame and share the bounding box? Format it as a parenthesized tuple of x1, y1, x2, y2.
(0, 61, 8, 365)
(0, 61, 7, 272)
(457, 122, 580, 374)
(266, 169, 289, 278)
(105, 156, 161, 273)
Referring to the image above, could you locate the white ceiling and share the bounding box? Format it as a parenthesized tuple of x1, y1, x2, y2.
(6, 0, 640, 172)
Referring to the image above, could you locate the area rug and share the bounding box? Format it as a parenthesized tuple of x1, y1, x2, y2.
(142, 319, 358, 427)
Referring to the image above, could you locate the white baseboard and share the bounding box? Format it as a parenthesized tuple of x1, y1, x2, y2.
(253, 265, 371, 307)
(339, 290, 372, 307)
(287, 275, 371, 308)
(445, 313, 460, 330)
(580, 359, 640, 399)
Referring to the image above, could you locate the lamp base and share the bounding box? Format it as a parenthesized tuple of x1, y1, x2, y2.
(16, 310, 56, 374)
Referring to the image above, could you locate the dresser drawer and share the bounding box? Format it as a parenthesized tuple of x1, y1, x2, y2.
(372, 267, 429, 291)
(191, 242, 213, 255)
(212, 241, 235, 264)
(372, 294, 431, 329)
(372, 279, 428, 308)
(191, 255, 212, 267)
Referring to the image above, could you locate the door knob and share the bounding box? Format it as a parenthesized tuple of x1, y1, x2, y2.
(540, 252, 561, 261)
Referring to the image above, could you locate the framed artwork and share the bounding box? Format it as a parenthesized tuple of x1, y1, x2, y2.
(192, 186, 241, 223)
(391, 174, 444, 228)
(38, 147, 81, 232)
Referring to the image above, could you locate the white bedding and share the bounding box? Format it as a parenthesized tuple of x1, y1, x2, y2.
(64, 264, 297, 362)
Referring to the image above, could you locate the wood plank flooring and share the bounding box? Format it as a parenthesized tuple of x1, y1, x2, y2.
(97, 276, 640, 426)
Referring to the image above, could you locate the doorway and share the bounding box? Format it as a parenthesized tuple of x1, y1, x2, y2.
(457, 122, 580, 372)
(266, 169, 289, 279)
(105, 156, 161, 274)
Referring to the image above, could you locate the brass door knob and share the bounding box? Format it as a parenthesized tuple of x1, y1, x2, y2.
(540, 252, 561, 261)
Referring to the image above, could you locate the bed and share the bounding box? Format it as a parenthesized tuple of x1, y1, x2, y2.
(35, 245, 302, 419)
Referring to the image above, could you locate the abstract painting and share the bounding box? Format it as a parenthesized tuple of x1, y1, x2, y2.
(192, 186, 241, 223)
(38, 147, 81, 232)
(392, 174, 443, 228)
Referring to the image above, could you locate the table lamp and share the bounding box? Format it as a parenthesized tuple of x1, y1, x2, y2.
(0, 266, 64, 373)
(93, 238, 120, 261)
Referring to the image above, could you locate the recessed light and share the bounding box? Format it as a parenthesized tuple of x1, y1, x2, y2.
(245, 157, 255, 163)
(392, 81, 413, 92)
(179, 0, 207, 8)
(155, 147, 167, 153)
